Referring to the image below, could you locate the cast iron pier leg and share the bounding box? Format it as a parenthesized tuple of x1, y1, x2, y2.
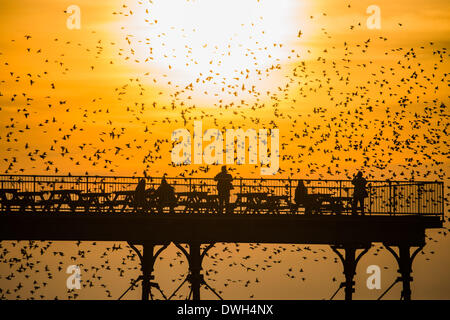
(141, 242, 153, 300)
(384, 244, 423, 300)
(127, 241, 169, 300)
(174, 243, 216, 300)
(190, 242, 201, 301)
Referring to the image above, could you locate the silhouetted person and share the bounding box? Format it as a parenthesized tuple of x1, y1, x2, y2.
(214, 166, 233, 214)
(156, 175, 176, 214)
(134, 178, 147, 212)
(292, 180, 317, 215)
(352, 171, 368, 215)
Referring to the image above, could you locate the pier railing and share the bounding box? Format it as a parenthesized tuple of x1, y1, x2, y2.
(0, 174, 444, 218)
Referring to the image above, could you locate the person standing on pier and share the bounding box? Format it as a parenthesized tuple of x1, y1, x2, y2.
(134, 178, 147, 212)
(156, 174, 176, 214)
(352, 171, 368, 216)
(214, 166, 234, 214)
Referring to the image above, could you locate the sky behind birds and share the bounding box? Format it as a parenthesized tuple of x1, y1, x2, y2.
(0, 0, 449, 300)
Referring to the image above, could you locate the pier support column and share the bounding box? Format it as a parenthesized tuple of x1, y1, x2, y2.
(384, 244, 424, 300)
(189, 242, 202, 300)
(331, 244, 370, 301)
(141, 242, 153, 301)
(127, 241, 169, 300)
(174, 243, 219, 300)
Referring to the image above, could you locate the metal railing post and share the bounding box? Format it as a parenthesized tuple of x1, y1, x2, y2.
(441, 182, 444, 221)
(417, 183, 422, 215)
(388, 180, 392, 215)
(393, 184, 397, 215)
(240, 178, 243, 214)
(289, 179, 292, 202)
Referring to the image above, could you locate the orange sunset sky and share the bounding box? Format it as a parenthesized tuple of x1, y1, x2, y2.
(0, 0, 449, 300)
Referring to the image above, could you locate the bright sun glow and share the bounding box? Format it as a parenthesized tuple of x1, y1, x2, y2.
(116, 0, 307, 104)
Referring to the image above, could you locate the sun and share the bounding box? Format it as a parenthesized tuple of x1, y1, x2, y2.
(114, 0, 309, 105)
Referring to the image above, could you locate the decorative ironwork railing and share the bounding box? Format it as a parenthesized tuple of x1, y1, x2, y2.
(0, 174, 444, 218)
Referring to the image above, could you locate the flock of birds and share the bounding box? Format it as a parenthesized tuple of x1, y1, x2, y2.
(0, 0, 448, 299)
(0, 234, 447, 300)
